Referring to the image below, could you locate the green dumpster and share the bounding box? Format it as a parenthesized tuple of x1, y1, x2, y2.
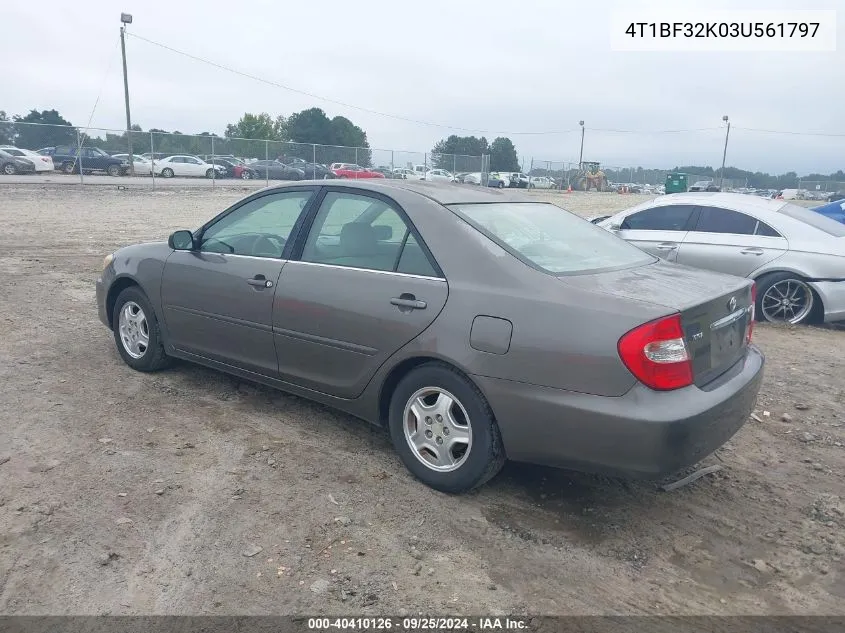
(665, 172, 688, 194)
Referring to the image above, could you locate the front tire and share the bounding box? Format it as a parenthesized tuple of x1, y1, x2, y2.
(107, 164, 121, 177)
(206, 168, 215, 178)
(756, 272, 818, 325)
(111, 287, 171, 372)
(241, 170, 253, 180)
(388, 362, 505, 493)
(3, 163, 16, 175)
(63, 161, 75, 174)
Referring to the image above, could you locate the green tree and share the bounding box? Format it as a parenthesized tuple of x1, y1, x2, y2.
(225, 112, 284, 140)
(13, 109, 75, 149)
(286, 108, 335, 144)
(431, 135, 489, 169)
(489, 137, 519, 171)
(286, 108, 371, 165)
(0, 111, 14, 145)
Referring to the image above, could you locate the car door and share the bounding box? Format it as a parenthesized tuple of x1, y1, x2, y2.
(676, 205, 789, 277)
(185, 157, 205, 177)
(160, 188, 318, 374)
(614, 204, 698, 261)
(272, 188, 448, 398)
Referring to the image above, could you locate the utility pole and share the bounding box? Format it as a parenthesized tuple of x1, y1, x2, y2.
(120, 13, 135, 176)
(578, 120, 585, 168)
(719, 115, 730, 190)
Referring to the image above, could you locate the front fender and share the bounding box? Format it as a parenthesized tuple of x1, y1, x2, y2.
(100, 242, 172, 330)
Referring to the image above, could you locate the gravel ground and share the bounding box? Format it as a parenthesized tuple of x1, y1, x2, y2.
(0, 185, 843, 615)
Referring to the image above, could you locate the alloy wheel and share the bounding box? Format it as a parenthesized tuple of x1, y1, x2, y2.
(118, 301, 150, 359)
(761, 279, 814, 324)
(403, 387, 472, 472)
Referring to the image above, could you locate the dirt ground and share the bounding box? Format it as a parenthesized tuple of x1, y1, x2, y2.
(0, 184, 843, 616)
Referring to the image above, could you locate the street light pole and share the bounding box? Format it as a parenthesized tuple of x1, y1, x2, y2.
(719, 115, 730, 190)
(120, 13, 135, 176)
(578, 120, 585, 168)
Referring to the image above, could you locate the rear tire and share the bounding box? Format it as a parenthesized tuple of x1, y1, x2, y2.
(107, 164, 121, 177)
(161, 168, 174, 178)
(241, 170, 252, 180)
(755, 272, 818, 325)
(111, 286, 171, 372)
(3, 163, 16, 175)
(62, 161, 75, 174)
(206, 168, 214, 178)
(388, 362, 505, 493)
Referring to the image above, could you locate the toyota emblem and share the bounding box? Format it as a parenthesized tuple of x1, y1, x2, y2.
(728, 296, 737, 311)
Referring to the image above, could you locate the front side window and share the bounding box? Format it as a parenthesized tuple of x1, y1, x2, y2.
(200, 190, 314, 258)
(451, 202, 654, 275)
(621, 205, 695, 231)
(301, 192, 439, 275)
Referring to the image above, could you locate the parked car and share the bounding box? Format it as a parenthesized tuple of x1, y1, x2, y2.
(249, 160, 305, 181)
(529, 176, 556, 189)
(506, 173, 530, 188)
(371, 167, 405, 179)
(96, 180, 763, 492)
(38, 146, 129, 176)
(487, 172, 508, 188)
(0, 146, 54, 172)
(112, 154, 153, 175)
(331, 164, 386, 179)
(0, 149, 36, 175)
(462, 172, 483, 185)
(203, 157, 259, 180)
(392, 168, 417, 180)
(281, 161, 336, 180)
(812, 198, 845, 224)
(154, 155, 224, 179)
(424, 169, 456, 182)
(596, 192, 845, 325)
(688, 181, 720, 192)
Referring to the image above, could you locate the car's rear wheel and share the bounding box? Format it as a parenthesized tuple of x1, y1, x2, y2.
(497, 181, 504, 189)
(62, 161, 75, 174)
(241, 170, 252, 180)
(161, 168, 174, 178)
(205, 168, 215, 178)
(756, 272, 817, 325)
(3, 163, 16, 175)
(107, 164, 121, 177)
(388, 362, 505, 493)
(112, 287, 171, 371)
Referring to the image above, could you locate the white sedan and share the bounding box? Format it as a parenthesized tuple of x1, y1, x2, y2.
(154, 155, 224, 178)
(112, 154, 153, 175)
(392, 168, 417, 180)
(529, 176, 556, 189)
(462, 172, 482, 185)
(424, 168, 456, 182)
(0, 146, 54, 172)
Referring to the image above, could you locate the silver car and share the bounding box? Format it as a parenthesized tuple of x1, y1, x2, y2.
(96, 181, 763, 492)
(597, 192, 845, 325)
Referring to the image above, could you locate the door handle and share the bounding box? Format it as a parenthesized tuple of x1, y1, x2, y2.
(654, 242, 679, 251)
(391, 295, 427, 310)
(246, 275, 273, 288)
(740, 248, 764, 255)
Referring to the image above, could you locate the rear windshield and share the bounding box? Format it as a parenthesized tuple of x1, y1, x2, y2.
(779, 203, 845, 237)
(449, 202, 654, 275)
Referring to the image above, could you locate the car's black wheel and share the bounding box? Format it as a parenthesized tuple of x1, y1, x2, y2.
(388, 362, 505, 493)
(111, 286, 171, 372)
(107, 164, 121, 177)
(2, 163, 16, 175)
(755, 272, 819, 325)
(161, 168, 174, 178)
(241, 170, 253, 180)
(205, 168, 215, 178)
(62, 161, 75, 174)
(497, 181, 504, 188)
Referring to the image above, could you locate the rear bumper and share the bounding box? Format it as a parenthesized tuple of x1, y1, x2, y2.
(809, 280, 845, 323)
(474, 345, 764, 479)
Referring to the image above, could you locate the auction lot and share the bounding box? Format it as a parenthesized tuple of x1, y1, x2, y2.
(0, 185, 844, 615)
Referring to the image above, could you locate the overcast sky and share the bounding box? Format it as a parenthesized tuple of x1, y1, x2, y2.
(1, 0, 842, 174)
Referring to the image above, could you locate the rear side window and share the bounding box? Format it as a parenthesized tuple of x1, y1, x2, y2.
(694, 206, 757, 235)
(755, 221, 781, 237)
(621, 205, 695, 231)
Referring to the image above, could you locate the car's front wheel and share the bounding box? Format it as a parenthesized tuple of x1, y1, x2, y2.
(3, 163, 16, 175)
(62, 161, 75, 174)
(241, 170, 253, 180)
(107, 164, 121, 177)
(206, 168, 215, 178)
(388, 362, 505, 493)
(112, 287, 171, 371)
(756, 272, 818, 325)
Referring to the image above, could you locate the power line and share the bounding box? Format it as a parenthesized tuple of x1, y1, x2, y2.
(586, 127, 720, 134)
(734, 126, 845, 138)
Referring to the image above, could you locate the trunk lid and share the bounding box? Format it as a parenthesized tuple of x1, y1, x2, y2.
(561, 261, 754, 386)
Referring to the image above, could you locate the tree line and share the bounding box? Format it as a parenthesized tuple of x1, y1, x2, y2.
(2, 110, 842, 185)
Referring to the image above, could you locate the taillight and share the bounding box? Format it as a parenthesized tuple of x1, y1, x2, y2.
(618, 313, 693, 391)
(746, 282, 756, 344)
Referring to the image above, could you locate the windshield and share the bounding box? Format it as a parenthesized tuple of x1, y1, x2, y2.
(779, 203, 845, 237)
(449, 202, 655, 274)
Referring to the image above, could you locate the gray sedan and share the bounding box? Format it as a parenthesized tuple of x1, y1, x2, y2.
(597, 192, 845, 325)
(96, 181, 763, 492)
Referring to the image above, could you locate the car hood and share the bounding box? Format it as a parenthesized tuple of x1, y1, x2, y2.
(559, 260, 749, 312)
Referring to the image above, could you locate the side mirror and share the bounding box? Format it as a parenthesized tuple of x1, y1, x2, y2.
(373, 225, 393, 241)
(168, 230, 195, 250)
(608, 221, 622, 231)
